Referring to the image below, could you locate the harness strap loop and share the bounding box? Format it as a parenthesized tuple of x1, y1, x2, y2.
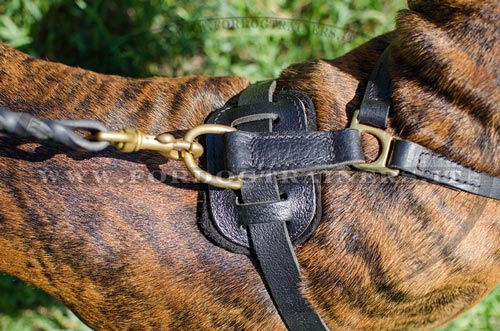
(224, 129, 364, 177)
(358, 46, 392, 129)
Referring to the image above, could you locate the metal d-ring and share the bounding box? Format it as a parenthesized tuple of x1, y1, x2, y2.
(350, 110, 400, 177)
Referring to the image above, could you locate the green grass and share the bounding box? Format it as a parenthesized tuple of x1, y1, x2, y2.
(0, 0, 405, 80)
(1, 0, 499, 330)
(0, 274, 91, 331)
(436, 287, 500, 331)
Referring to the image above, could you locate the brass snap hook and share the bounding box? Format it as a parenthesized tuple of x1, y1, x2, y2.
(91, 124, 243, 190)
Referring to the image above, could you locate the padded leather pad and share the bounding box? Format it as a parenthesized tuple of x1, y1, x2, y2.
(200, 89, 322, 255)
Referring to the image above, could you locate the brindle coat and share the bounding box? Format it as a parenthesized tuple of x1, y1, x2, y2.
(1, 0, 499, 330)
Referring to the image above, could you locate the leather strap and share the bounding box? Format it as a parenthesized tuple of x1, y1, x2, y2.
(240, 178, 329, 331)
(224, 129, 363, 177)
(358, 46, 392, 129)
(234, 81, 329, 331)
(238, 80, 277, 105)
(358, 46, 500, 200)
(389, 140, 500, 199)
(237, 199, 294, 225)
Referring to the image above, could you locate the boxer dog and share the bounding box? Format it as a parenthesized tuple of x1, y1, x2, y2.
(0, 0, 499, 330)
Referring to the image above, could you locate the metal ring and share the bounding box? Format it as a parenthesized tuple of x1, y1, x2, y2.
(54, 120, 110, 151)
(182, 124, 243, 190)
(349, 110, 399, 177)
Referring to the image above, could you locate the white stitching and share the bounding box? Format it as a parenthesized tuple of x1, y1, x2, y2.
(213, 106, 232, 123)
(416, 152, 481, 188)
(278, 93, 305, 130)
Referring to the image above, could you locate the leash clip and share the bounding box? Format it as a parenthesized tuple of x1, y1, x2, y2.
(93, 128, 202, 160)
(350, 110, 400, 177)
(92, 124, 243, 190)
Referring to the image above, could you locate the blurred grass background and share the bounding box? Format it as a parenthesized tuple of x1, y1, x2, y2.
(0, 0, 407, 80)
(0, 0, 499, 330)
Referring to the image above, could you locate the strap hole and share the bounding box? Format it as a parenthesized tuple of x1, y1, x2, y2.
(280, 192, 288, 200)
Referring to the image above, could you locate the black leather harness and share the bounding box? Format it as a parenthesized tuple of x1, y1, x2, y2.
(201, 47, 500, 331)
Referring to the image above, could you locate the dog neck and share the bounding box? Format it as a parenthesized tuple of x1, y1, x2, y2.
(392, 1, 500, 176)
(280, 1, 500, 177)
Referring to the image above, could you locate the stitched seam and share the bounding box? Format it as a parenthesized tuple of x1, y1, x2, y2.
(279, 93, 305, 130)
(250, 135, 333, 170)
(416, 152, 481, 188)
(213, 106, 232, 123)
(284, 90, 316, 129)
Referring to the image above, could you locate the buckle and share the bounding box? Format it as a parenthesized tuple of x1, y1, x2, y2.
(349, 110, 400, 177)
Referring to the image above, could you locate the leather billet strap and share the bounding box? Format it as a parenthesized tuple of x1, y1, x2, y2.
(236, 82, 329, 331)
(241, 177, 329, 331)
(355, 46, 500, 200)
(390, 140, 500, 199)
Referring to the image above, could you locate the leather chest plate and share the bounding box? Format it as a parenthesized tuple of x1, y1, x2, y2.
(200, 87, 322, 255)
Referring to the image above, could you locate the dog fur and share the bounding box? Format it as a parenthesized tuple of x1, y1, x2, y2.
(0, 0, 499, 330)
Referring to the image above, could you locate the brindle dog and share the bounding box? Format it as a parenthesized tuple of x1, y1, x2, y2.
(1, 0, 499, 330)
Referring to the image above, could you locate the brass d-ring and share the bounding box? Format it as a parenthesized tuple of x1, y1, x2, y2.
(350, 110, 400, 177)
(182, 124, 243, 190)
